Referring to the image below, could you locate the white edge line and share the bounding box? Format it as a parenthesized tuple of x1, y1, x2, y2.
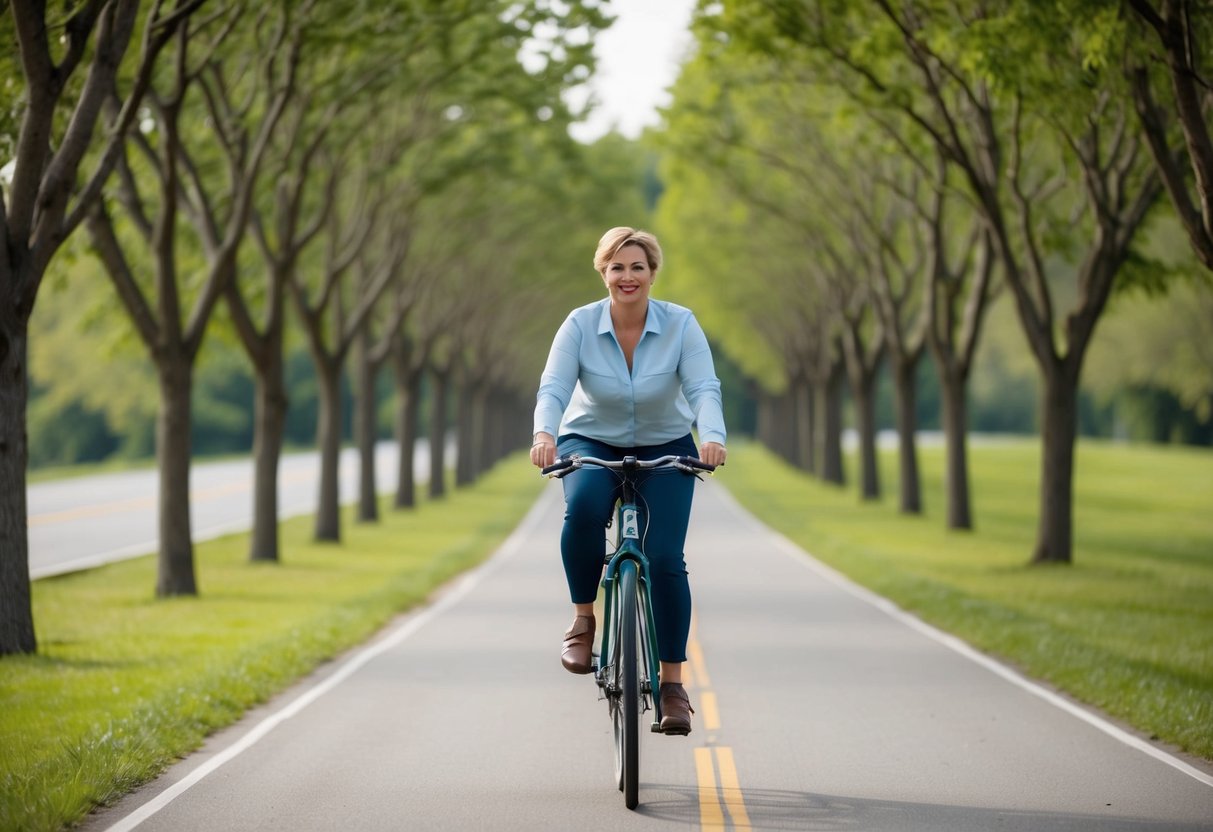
(32, 543, 158, 580)
(712, 484, 1213, 790)
(101, 488, 557, 832)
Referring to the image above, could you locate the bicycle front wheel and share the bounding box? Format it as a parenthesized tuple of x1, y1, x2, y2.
(612, 559, 641, 810)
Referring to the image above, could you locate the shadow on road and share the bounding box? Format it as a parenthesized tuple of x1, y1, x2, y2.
(634, 783, 1212, 831)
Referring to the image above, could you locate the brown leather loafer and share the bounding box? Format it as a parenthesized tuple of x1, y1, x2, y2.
(659, 682, 695, 735)
(561, 615, 595, 674)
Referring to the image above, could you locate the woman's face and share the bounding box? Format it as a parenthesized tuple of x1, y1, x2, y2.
(601, 243, 654, 309)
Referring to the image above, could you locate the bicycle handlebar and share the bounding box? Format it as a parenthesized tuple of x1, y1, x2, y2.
(541, 454, 716, 479)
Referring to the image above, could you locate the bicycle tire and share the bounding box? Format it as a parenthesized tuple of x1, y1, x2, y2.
(616, 560, 641, 809)
(609, 591, 625, 791)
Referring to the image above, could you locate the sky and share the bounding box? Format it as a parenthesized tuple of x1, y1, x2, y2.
(568, 0, 698, 143)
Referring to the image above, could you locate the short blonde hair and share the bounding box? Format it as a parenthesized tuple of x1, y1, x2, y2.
(593, 227, 663, 276)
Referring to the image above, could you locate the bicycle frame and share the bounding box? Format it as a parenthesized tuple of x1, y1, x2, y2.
(595, 467, 664, 732)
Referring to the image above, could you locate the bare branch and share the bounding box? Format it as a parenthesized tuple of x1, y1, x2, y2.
(64, 0, 207, 239)
(111, 142, 154, 242)
(958, 231, 995, 372)
(85, 201, 161, 349)
(1005, 102, 1054, 337)
(13, 0, 134, 253)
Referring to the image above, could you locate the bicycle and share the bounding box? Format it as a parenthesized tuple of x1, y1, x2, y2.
(542, 453, 716, 810)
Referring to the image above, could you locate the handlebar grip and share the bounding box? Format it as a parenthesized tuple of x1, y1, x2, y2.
(679, 456, 717, 472)
(541, 457, 576, 477)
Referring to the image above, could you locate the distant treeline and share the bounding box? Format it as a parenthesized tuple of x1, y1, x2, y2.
(30, 322, 1209, 473)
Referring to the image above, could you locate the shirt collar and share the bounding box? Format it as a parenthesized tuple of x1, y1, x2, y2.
(596, 298, 665, 337)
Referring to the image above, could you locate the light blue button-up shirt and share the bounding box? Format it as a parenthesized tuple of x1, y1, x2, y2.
(534, 298, 727, 448)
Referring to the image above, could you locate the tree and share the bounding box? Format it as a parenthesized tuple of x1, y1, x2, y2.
(920, 167, 997, 529)
(1125, 0, 1213, 272)
(232, 94, 335, 561)
(659, 10, 1005, 523)
(222, 1, 381, 561)
(290, 159, 399, 542)
(659, 40, 878, 487)
(835, 157, 930, 513)
(727, 0, 1166, 564)
(293, 0, 609, 533)
(86, 3, 297, 594)
(350, 218, 425, 523)
(1, 0, 203, 653)
(868, 142, 999, 528)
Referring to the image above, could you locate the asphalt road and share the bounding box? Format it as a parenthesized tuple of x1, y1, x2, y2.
(28, 441, 433, 579)
(81, 480, 1213, 831)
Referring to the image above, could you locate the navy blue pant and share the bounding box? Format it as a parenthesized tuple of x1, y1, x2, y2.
(557, 433, 699, 663)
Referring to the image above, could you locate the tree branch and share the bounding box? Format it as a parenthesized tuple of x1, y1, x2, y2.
(64, 0, 208, 240)
(85, 201, 161, 350)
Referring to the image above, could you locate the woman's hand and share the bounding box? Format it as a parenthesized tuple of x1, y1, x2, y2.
(531, 432, 557, 469)
(699, 441, 727, 468)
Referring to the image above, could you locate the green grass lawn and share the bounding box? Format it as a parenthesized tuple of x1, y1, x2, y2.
(1, 457, 543, 832)
(719, 437, 1213, 762)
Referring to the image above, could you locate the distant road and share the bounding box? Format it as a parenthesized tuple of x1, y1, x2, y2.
(28, 440, 435, 579)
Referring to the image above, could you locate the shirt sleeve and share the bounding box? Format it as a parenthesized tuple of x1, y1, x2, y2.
(533, 314, 581, 438)
(678, 313, 727, 446)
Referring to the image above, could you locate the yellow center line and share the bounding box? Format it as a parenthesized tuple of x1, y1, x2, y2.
(688, 626, 752, 830)
(29, 479, 256, 527)
(688, 639, 711, 687)
(29, 495, 155, 526)
(683, 659, 697, 688)
(694, 748, 726, 828)
(700, 691, 721, 731)
(714, 747, 752, 830)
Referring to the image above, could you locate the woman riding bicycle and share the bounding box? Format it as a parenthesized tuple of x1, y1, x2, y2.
(530, 226, 727, 736)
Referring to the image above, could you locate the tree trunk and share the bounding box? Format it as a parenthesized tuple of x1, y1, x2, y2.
(482, 389, 505, 471)
(793, 375, 814, 472)
(771, 390, 795, 464)
(477, 388, 493, 476)
(841, 321, 883, 501)
(489, 388, 514, 469)
(156, 357, 198, 596)
(314, 359, 342, 542)
(763, 392, 782, 462)
(1033, 364, 1079, 564)
(820, 360, 846, 486)
(0, 321, 36, 654)
(393, 359, 422, 509)
(854, 376, 880, 500)
(939, 366, 973, 530)
(455, 375, 476, 487)
(354, 328, 379, 523)
(891, 356, 922, 514)
(429, 364, 450, 499)
(248, 342, 287, 562)
(467, 387, 490, 483)
(0, 0, 197, 653)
